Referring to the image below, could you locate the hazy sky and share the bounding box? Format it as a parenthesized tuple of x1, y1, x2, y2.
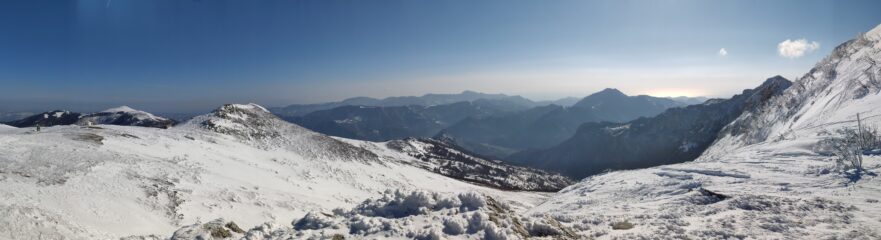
(1, 0, 881, 113)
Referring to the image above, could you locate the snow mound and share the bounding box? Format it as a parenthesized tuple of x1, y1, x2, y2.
(163, 190, 578, 240)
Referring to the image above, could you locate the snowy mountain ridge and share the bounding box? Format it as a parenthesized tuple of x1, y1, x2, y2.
(702, 23, 881, 158)
(2, 106, 176, 129)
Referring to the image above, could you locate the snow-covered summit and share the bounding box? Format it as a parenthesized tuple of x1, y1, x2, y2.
(102, 105, 139, 113)
(78, 106, 176, 128)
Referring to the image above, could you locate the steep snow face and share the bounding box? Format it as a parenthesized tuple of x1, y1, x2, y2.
(0, 104, 549, 239)
(704, 24, 881, 157)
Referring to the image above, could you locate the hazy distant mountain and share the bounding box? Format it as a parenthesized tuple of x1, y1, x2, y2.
(510, 76, 792, 178)
(270, 90, 540, 117)
(0, 112, 35, 122)
(437, 88, 685, 158)
(3, 106, 176, 128)
(668, 96, 710, 105)
(287, 99, 532, 141)
(535, 96, 581, 107)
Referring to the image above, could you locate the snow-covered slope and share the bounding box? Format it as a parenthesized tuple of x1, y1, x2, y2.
(0, 103, 550, 239)
(76, 106, 177, 129)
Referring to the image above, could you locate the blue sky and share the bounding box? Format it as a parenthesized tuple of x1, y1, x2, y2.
(1, 0, 880, 113)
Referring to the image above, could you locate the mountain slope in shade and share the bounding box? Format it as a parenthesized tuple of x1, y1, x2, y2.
(510, 76, 791, 178)
(270, 90, 540, 117)
(437, 88, 685, 158)
(668, 96, 710, 105)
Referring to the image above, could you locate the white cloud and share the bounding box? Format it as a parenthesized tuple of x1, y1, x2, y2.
(777, 39, 820, 59)
(718, 48, 728, 57)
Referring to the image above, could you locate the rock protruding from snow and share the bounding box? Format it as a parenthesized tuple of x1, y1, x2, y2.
(387, 138, 574, 191)
(77, 106, 176, 128)
(163, 191, 579, 240)
(196, 103, 284, 140)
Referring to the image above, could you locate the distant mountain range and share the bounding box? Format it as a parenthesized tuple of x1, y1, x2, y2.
(0, 112, 34, 122)
(272, 89, 699, 158)
(285, 99, 532, 141)
(666, 96, 710, 105)
(3, 106, 176, 128)
(509, 76, 792, 178)
(270, 90, 546, 117)
(437, 88, 687, 157)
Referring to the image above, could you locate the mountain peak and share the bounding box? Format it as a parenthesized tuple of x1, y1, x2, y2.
(215, 103, 270, 114)
(596, 88, 626, 96)
(102, 106, 139, 113)
(760, 75, 791, 87)
(572, 88, 629, 108)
